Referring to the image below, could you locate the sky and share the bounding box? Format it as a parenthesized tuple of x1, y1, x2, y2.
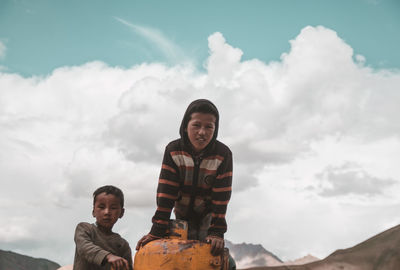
(0, 0, 400, 267)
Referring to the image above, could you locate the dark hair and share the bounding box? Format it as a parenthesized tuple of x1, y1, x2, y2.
(187, 99, 219, 119)
(179, 99, 220, 144)
(93, 185, 124, 208)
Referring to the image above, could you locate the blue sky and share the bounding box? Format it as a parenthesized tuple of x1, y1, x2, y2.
(1, 0, 400, 268)
(0, 0, 399, 76)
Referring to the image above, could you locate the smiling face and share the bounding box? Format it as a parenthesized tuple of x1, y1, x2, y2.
(92, 192, 124, 232)
(186, 112, 216, 153)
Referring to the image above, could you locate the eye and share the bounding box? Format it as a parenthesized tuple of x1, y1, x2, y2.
(110, 204, 119, 210)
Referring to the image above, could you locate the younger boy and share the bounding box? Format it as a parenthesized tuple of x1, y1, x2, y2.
(73, 185, 133, 270)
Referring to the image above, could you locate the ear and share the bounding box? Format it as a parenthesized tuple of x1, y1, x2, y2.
(119, 208, 125, 219)
(92, 208, 95, 217)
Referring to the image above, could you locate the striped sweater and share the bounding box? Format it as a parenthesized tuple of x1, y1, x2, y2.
(150, 138, 233, 238)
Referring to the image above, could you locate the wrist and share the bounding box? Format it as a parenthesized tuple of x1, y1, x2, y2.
(102, 253, 112, 265)
(207, 231, 224, 239)
(150, 224, 167, 238)
(148, 233, 161, 239)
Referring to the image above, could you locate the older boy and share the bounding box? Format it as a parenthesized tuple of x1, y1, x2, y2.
(136, 99, 233, 260)
(73, 185, 133, 270)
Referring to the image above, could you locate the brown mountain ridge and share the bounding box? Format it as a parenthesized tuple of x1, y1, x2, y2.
(0, 249, 60, 270)
(242, 224, 400, 270)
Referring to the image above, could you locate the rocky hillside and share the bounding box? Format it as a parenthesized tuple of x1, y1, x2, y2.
(242, 224, 400, 270)
(0, 249, 60, 270)
(225, 240, 284, 268)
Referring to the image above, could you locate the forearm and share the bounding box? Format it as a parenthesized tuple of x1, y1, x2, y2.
(150, 150, 180, 237)
(150, 183, 178, 236)
(209, 154, 232, 237)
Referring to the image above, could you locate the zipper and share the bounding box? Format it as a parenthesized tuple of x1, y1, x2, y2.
(187, 155, 202, 217)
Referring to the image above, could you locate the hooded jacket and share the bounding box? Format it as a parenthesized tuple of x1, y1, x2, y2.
(150, 99, 233, 238)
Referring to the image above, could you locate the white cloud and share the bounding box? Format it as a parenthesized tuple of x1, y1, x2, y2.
(115, 17, 189, 64)
(1, 26, 400, 265)
(206, 32, 243, 86)
(316, 163, 397, 197)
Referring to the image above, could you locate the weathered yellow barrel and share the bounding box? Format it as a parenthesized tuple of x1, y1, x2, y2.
(134, 220, 229, 270)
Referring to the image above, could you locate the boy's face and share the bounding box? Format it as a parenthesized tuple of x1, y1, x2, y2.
(186, 112, 216, 153)
(92, 192, 124, 231)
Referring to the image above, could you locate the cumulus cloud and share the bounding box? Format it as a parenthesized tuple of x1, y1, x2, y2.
(316, 163, 397, 197)
(1, 26, 400, 264)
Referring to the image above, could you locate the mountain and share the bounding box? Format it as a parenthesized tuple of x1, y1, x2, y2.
(225, 240, 284, 268)
(226, 240, 319, 269)
(242, 224, 400, 270)
(0, 249, 60, 270)
(282, 254, 320, 266)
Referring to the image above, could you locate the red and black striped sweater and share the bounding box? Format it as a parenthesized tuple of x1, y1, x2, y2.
(150, 138, 233, 238)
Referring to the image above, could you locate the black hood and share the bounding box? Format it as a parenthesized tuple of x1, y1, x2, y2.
(179, 99, 219, 152)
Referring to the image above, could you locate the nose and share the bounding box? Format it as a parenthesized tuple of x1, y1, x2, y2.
(104, 208, 111, 215)
(198, 127, 206, 135)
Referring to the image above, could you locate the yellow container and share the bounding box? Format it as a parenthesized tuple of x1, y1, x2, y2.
(134, 220, 229, 270)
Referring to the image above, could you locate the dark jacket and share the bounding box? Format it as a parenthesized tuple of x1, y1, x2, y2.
(150, 99, 233, 238)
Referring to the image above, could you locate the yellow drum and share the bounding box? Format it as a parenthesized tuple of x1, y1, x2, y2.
(134, 220, 229, 270)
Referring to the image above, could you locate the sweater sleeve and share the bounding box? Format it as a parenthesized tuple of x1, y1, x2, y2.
(150, 146, 181, 237)
(74, 223, 111, 266)
(208, 149, 233, 238)
(121, 240, 133, 270)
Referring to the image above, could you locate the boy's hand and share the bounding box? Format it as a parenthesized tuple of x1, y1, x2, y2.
(205, 235, 224, 256)
(106, 254, 129, 270)
(136, 234, 161, 250)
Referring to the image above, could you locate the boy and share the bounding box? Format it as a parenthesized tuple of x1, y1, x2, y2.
(136, 99, 234, 267)
(73, 185, 133, 270)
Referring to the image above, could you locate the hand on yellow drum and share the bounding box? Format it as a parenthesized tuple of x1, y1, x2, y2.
(205, 235, 224, 256)
(135, 234, 161, 250)
(106, 254, 129, 270)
